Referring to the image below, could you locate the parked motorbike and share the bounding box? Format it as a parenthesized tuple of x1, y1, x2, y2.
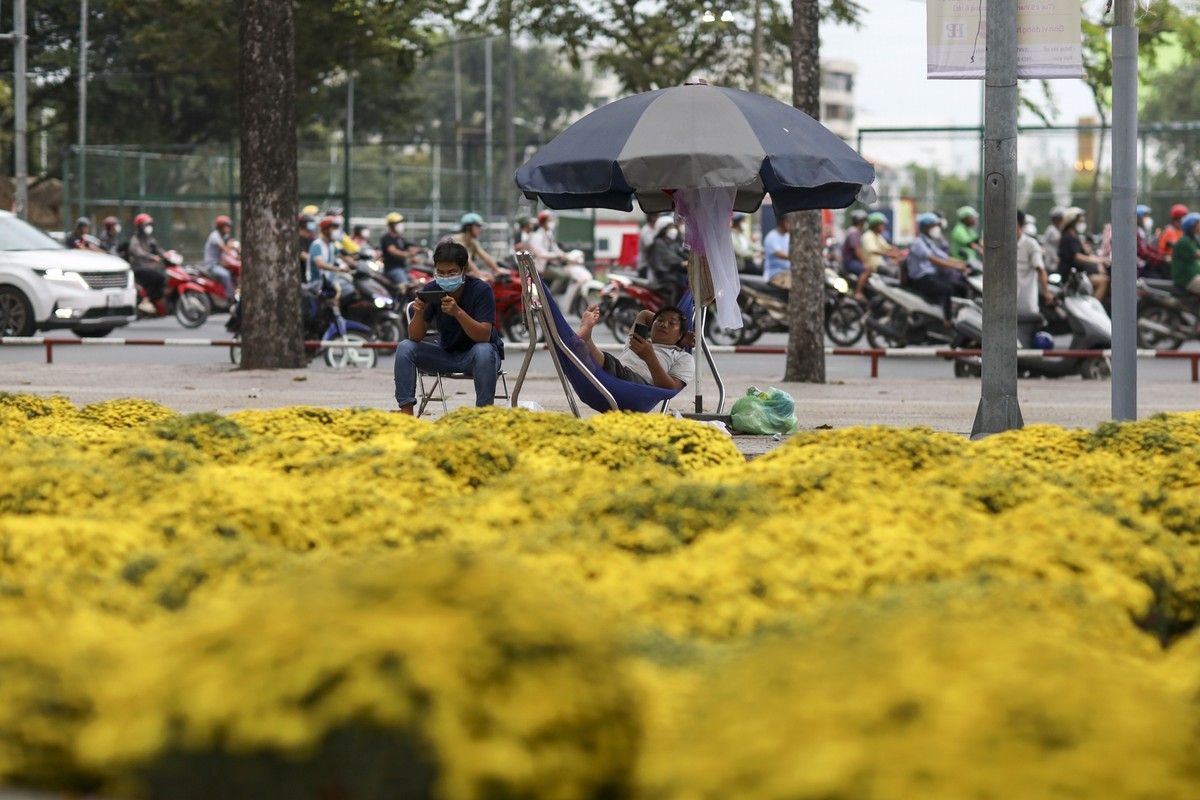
(715, 268, 865, 347)
(226, 277, 377, 368)
(1136, 277, 1198, 350)
(343, 254, 403, 352)
(950, 269, 1111, 379)
(136, 250, 212, 328)
(493, 265, 541, 343)
(596, 272, 672, 340)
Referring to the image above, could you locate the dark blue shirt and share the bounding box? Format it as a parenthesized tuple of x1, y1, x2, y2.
(423, 276, 504, 358)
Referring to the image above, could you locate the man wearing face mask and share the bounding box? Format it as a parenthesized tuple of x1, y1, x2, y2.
(906, 212, 969, 325)
(128, 213, 164, 314)
(1016, 210, 1052, 318)
(393, 241, 503, 415)
(298, 213, 317, 281)
(1136, 205, 1167, 279)
(98, 216, 122, 255)
(308, 217, 354, 292)
(1170, 213, 1200, 298)
(645, 215, 689, 304)
(381, 212, 419, 283)
(1057, 207, 1109, 300)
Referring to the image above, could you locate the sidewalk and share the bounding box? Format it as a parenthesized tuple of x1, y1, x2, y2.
(3, 362, 1197, 458)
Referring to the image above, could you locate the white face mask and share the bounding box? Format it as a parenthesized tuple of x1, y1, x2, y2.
(112, 224, 121, 234)
(928, 226, 942, 240)
(1075, 221, 1087, 234)
(1023, 223, 1038, 237)
(1141, 217, 1154, 232)
(665, 228, 679, 240)
(143, 225, 153, 235)
(359, 229, 370, 239)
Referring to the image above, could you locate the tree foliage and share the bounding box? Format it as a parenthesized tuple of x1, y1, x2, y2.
(470, 0, 860, 96)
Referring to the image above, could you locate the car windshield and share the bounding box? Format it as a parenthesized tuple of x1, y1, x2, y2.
(0, 217, 65, 251)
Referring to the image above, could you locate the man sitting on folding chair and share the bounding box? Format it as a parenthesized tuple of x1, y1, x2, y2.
(577, 304, 693, 390)
(394, 241, 504, 415)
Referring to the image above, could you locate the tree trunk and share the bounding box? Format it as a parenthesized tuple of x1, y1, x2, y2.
(785, 0, 825, 383)
(239, 0, 305, 369)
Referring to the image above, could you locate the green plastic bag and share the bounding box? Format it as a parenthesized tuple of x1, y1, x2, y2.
(729, 386, 798, 435)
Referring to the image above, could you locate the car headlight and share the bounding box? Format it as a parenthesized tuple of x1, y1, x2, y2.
(35, 268, 89, 288)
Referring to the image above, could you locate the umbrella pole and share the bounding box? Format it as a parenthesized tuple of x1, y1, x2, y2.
(694, 304, 704, 413)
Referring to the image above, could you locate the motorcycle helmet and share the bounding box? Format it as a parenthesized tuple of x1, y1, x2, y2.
(536, 210, 554, 225)
(318, 216, 338, 232)
(103, 216, 119, 226)
(1049, 206, 1065, 222)
(1170, 203, 1189, 221)
(916, 212, 939, 229)
(957, 205, 978, 221)
(848, 209, 868, 225)
(866, 211, 887, 227)
(386, 211, 404, 225)
(301, 204, 320, 217)
(134, 213, 153, 227)
(461, 212, 484, 228)
(1033, 331, 1055, 350)
(1135, 204, 1151, 219)
(75, 216, 92, 228)
(1061, 206, 1085, 227)
(214, 215, 232, 229)
(1180, 212, 1200, 236)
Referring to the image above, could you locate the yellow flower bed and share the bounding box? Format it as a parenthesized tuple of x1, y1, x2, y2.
(2, 393, 1200, 799)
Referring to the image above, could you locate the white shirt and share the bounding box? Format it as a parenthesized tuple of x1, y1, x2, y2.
(1016, 233, 1046, 316)
(528, 227, 564, 272)
(617, 343, 694, 386)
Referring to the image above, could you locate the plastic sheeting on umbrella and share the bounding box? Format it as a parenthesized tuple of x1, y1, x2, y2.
(514, 81, 876, 216)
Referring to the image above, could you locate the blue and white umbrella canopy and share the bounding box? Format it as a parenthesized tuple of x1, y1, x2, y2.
(515, 81, 876, 215)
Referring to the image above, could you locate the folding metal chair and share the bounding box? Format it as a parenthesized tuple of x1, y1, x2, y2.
(403, 302, 509, 418)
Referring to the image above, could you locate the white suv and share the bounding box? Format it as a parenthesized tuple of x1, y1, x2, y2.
(0, 211, 137, 337)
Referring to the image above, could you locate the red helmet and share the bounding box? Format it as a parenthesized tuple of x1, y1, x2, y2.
(134, 213, 153, 227)
(1171, 204, 1190, 220)
(318, 216, 337, 232)
(536, 210, 553, 224)
(214, 215, 232, 228)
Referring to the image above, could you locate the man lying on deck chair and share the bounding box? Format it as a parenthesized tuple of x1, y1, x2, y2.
(577, 304, 693, 390)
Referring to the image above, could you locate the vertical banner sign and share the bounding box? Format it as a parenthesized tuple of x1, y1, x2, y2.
(928, 0, 1084, 79)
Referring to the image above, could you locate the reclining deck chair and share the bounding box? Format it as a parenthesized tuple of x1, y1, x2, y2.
(510, 251, 723, 417)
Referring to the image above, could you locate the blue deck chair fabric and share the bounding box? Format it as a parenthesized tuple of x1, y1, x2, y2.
(538, 274, 683, 413)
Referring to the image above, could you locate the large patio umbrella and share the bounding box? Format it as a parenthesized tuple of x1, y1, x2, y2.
(514, 80, 876, 215)
(515, 80, 876, 414)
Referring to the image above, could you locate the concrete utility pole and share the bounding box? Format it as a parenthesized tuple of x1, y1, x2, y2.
(12, 0, 27, 219)
(970, 0, 1023, 437)
(79, 0, 89, 219)
(1110, 0, 1138, 420)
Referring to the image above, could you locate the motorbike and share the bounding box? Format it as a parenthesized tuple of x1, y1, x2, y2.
(950, 269, 1111, 380)
(711, 268, 864, 347)
(493, 265, 540, 343)
(193, 241, 243, 312)
(136, 250, 212, 328)
(226, 277, 377, 369)
(862, 259, 983, 349)
(596, 272, 672, 340)
(1135, 277, 1198, 350)
(342, 252, 403, 353)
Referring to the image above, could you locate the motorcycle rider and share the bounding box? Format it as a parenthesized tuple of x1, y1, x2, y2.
(645, 215, 689, 305)
(529, 210, 593, 312)
(298, 213, 317, 281)
(203, 215, 238, 299)
(65, 217, 104, 252)
(840, 209, 869, 299)
(762, 214, 791, 287)
(308, 217, 354, 295)
(1042, 206, 1065, 273)
(862, 212, 903, 281)
(128, 213, 164, 315)
(951, 206, 984, 262)
(394, 240, 503, 415)
(1159, 204, 1190, 257)
(1170, 212, 1200, 298)
(380, 212, 420, 284)
(452, 212, 500, 282)
(1058, 207, 1110, 300)
(98, 216, 122, 255)
(906, 212, 969, 325)
(1016, 210, 1052, 318)
(730, 213, 760, 274)
(1136, 204, 1168, 279)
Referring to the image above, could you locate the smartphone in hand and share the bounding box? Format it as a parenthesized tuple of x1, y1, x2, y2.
(633, 323, 651, 340)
